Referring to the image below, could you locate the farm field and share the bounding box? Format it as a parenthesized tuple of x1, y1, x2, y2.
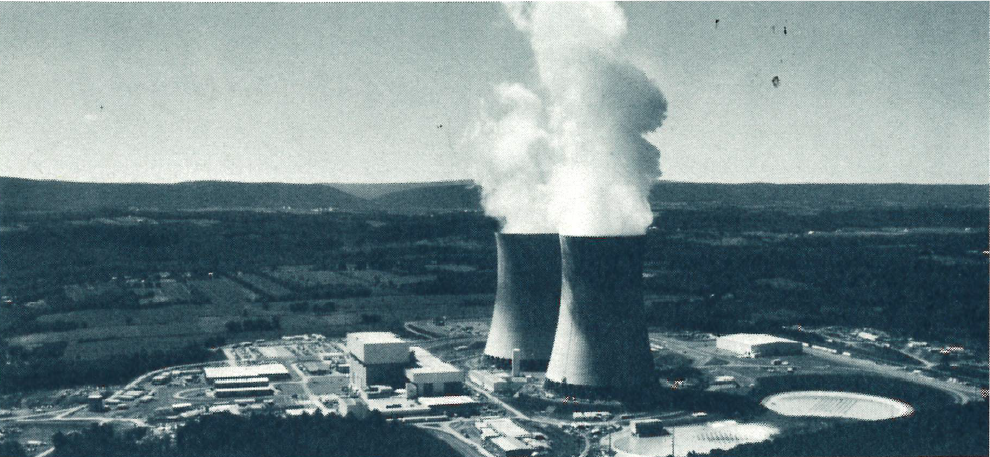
(235, 273, 292, 298)
(267, 267, 366, 288)
(189, 278, 260, 305)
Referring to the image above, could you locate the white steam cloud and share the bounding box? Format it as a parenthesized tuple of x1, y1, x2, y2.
(472, 2, 667, 236)
(469, 83, 558, 233)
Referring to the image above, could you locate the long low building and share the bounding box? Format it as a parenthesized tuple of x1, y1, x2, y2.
(213, 377, 270, 388)
(203, 364, 290, 383)
(716, 334, 803, 358)
(214, 386, 275, 398)
(490, 436, 533, 457)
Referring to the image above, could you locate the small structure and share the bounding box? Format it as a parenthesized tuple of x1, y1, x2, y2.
(469, 370, 526, 394)
(363, 397, 431, 418)
(171, 402, 193, 413)
(631, 419, 668, 437)
(337, 398, 370, 419)
(301, 362, 331, 375)
(857, 332, 879, 342)
(87, 392, 104, 412)
(573, 411, 612, 421)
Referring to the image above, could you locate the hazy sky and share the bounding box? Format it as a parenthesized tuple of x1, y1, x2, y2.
(1, 2, 987, 184)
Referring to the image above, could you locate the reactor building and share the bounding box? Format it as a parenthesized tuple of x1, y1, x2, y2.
(544, 236, 656, 392)
(484, 233, 562, 369)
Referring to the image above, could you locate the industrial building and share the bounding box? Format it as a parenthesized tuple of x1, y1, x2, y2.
(469, 370, 526, 394)
(484, 418, 532, 439)
(337, 398, 370, 419)
(214, 386, 275, 398)
(417, 395, 479, 416)
(347, 332, 411, 389)
(203, 363, 290, 383)
(484, 233, 561, 368)
(87, 392, 104, 412)
(490, 436, 533, 457)
(213, 377, 269, 389)
(406, 346, 465, 396)
(716, 334, 803, 358)
(545, 236, 656, 392)
(345, 332, 465, 396)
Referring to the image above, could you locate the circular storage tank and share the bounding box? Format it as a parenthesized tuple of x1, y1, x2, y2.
(762, 390, 914, 421)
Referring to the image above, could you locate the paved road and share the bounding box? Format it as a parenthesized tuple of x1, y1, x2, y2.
(416, 422, 494, 457)
(806, 348, 980, 404)
(651, 334, 981, 404)
(287, 362, 334, 415)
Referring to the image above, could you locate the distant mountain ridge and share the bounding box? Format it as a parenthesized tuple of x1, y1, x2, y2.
(0, 177, 985, 213)
(328, 180, 473, 200)
(0, 178, 372, 212)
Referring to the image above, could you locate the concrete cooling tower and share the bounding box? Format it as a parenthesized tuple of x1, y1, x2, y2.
(484, 233, 562, 369)
(545, 235, 655, 392)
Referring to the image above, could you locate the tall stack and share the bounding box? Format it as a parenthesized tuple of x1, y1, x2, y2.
(484, 233, 562, 368)
(544, 235, 655, 391)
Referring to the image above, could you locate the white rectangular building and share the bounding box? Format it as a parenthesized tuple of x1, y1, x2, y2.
(347, 332, 412, 389)
(346, 332, 411, 365)
(203, 363, 290, 382)
(406, 346, 464, 396)
(716, 334, 803, 358)
(485, 418, 531, 439)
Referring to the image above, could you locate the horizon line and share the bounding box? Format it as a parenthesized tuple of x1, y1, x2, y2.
(1, 175, 988, 187)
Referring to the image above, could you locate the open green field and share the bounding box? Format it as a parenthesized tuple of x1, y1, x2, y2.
(7, 293, 493, 362)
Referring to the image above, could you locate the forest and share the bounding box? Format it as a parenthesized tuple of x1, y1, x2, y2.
(48, 413, 459, 457)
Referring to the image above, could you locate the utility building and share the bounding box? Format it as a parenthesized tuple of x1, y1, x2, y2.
(406, 346, 465, 396)
(716, 334, 803, 358)
(203, 363, 289, 383)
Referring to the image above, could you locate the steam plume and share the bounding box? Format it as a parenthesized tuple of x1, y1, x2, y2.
(525, 2, 666, 236)
(473, 2, 666, 236)
(470, 83, 558, 233)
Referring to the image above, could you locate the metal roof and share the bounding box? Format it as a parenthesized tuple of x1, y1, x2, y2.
(718, 333, 798, 345)
(203, 363, 288, 379)
(347, 332, 405, 344)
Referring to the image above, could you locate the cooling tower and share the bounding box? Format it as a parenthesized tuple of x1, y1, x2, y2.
(544, 235, 655, 391)
(484, 233, 562, 368)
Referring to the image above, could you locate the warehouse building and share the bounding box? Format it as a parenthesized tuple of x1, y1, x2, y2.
(347, 332, 411, 389)
(484, 418, 532, 439)
(490, 436, 534, 457)
(716, 334, 803, 358)
(203, 363, 290, 383)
